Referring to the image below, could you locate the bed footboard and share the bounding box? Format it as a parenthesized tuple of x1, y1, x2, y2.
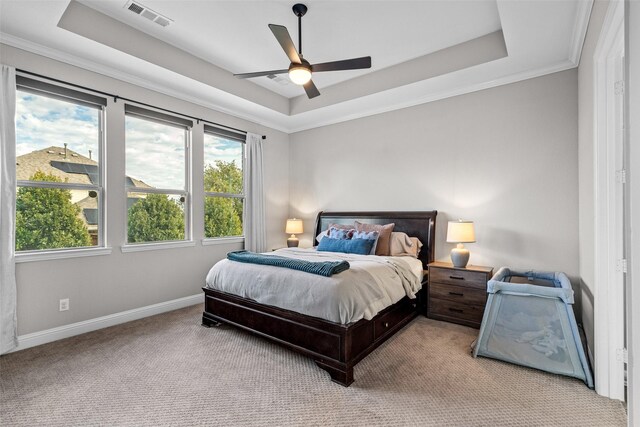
(202, 287, 420, 386)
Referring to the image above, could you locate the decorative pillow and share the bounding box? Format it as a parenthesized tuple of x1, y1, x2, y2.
(354, 221, 395, 256)
(352, 230, 380, 255)
(328, 226, 355, 240)
(316, 236, 375, 255)
(326, 223, 354, 235)
(389, 232, 423, 258)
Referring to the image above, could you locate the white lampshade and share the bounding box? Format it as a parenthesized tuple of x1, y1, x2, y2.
(285, 218, 304, 234)
(446, 220, 476, 243)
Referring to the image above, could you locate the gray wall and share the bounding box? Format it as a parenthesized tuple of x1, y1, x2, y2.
(2, 45, 290, 335)
(577, 0, 610, 359)
(290, 70, 579, 293)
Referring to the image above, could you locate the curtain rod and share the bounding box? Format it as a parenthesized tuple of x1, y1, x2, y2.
(16, 69, 266, 140)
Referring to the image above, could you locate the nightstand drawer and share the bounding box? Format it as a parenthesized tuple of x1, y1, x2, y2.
(429, 282, 486, 306)
(429, 267, 488, 289)
(428, 297, 484, 326)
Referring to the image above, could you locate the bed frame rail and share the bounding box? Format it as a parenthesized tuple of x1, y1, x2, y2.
(203, 288, 420, 386)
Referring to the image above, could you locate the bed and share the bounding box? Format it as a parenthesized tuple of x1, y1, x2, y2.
(202, 210, 437, 386)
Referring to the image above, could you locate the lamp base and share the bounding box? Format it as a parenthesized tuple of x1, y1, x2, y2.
(450, 245, 470, 268)
(287, 236, 299, 247)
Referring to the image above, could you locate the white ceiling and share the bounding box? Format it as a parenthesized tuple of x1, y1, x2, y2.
(80, 0, 503, 98)
(0, 0, 592, 133)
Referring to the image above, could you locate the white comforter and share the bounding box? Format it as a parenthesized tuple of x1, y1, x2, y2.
(205, 248, 424, 324)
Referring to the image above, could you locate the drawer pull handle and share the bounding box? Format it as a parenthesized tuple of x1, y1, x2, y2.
(449, 275, 465, 280)
(449, 308, 463, 313)
(384, 322, 389, 328)
(448, 292, 464, 297)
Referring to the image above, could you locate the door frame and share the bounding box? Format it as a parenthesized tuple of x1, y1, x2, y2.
(593, 0, 626, 401)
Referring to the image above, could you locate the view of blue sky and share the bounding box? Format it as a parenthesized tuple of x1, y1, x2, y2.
(204, 133, 243, 172)
(16, 90, 243, 191)
(16, 91, 99, 162)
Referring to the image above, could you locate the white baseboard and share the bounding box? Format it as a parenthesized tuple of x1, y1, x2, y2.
(10, 293, 204, 353)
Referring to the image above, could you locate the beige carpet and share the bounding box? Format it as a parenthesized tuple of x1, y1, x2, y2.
(0, 305, 626, 427)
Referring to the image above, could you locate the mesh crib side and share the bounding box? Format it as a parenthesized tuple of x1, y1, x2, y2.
(473, 271, 593, 388)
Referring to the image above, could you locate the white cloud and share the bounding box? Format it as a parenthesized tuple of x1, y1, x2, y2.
(125, 116, 186, 189)
(16, 92, 244, 192)
(203, 134, 243, 169)
(16, 92, 99, 160)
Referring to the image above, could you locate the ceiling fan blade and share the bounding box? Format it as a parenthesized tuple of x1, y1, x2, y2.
(269, 24, 301, 64)
(303, 80, 320, 99)
(312, 56, 372, 72)
(234, 69, 289, 79)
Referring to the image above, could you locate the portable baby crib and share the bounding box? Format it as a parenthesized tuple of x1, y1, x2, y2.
(472, 268, 594, 388)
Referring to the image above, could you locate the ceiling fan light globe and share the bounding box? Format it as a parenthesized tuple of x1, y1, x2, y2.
(289, 66, 312, 85)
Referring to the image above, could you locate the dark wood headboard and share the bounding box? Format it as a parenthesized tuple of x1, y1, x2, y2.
(314, 211, 438, 269)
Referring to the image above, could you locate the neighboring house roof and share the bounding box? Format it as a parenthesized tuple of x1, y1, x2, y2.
(16, 146, 152, 189)
(17, 146, 152, 229)
(17, 146, 96, 184)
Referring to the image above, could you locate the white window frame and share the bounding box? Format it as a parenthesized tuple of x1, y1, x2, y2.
(122, 105, 193, 251)
(15, 76, 110, 262)
(202, 126, 246, 243)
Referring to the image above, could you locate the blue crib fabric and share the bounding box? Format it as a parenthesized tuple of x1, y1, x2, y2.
(473, 268, 594, 388)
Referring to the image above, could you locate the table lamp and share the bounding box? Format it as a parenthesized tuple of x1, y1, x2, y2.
(286, 218, 304, 247)
(446, 220, 476, 268)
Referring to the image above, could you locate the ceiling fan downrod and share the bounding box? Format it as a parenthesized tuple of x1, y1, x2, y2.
(292, 3, 307, 56)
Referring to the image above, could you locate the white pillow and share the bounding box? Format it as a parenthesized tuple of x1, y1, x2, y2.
(316, 230, 328, 243)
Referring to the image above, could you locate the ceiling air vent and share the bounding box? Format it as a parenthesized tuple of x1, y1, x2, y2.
(127, 2, 143, 14)
(124, 1, 173, 28)
(267, 74, 291, 86)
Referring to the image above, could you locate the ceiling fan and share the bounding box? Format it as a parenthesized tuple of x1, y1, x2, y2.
(233, 3, 372, 99)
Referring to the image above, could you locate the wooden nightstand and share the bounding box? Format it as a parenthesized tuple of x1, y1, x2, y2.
(427, 261, 493, 328)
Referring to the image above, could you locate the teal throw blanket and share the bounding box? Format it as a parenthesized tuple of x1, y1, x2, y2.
(227, 250, 350, 277)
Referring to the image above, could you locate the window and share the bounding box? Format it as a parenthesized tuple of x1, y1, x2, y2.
(15, 76, 106, 252)
(125, 105, 192, 244)
(203, 126, 245, 239)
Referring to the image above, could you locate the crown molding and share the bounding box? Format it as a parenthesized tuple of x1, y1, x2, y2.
(568, 0, 594, 66)
(287, 59, 577, 133)
(1, 31, 581, 135)
(0, 32, 290, 134)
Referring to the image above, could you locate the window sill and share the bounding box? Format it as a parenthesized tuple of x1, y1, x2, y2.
(121, 241, 196, 253)
(201, 237, 245, 246)
(16, 247, 113, 263)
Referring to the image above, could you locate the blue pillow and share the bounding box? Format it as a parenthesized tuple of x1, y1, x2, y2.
(352, 230, 379, 255)
(317, 236, 375, 255)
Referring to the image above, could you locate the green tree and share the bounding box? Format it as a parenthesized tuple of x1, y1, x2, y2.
(16, 171, 92, 251)
(128, 194, 185, 243)
(204, 160, 242, 194)
(204, 160, 243, 238)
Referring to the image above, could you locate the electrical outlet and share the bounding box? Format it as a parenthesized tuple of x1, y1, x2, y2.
(59, 298, 69, 312)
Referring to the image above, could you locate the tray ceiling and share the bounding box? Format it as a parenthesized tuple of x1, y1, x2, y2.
(0, 0, 592, 132)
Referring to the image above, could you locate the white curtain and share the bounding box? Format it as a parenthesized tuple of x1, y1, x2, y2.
(244, 132, 266, 252)
(0, 65, 17, 354)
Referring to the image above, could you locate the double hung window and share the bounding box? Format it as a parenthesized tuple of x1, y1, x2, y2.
(15, 76, 106, 252)
(124, 105, 192, 244)
(203, 126, 245, 239)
